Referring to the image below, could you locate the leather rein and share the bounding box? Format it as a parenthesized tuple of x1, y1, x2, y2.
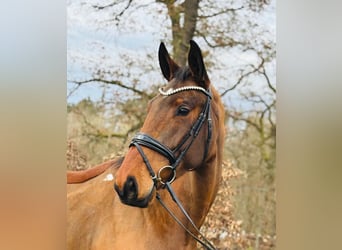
(129, 86, 216, 250)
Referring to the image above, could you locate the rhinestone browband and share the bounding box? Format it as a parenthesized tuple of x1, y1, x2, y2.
(159, 86, 211, 97)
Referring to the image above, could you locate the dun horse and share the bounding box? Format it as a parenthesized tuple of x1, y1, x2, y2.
(67, 40, 225, 250)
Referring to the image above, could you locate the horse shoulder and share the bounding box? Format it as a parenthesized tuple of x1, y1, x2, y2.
(67, 161, 122, 249)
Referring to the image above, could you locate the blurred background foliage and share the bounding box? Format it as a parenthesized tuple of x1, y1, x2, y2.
(67, 0, 275, 248)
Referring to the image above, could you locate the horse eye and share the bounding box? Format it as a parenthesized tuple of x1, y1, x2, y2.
(176, 106, 190, 116)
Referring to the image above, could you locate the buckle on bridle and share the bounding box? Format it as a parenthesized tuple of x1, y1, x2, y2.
(157, 165, 176, 185)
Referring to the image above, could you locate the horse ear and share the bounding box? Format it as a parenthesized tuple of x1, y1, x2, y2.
(158, 42, 180, 81)
(188, 40, 210, 89)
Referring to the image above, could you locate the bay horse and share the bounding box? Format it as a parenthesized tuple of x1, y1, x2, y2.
(67, 40, 225, 250)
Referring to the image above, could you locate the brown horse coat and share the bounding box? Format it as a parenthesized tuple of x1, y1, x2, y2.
(67, 41, 225, 250)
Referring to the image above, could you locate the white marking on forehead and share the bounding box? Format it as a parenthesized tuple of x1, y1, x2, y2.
(158, 86, 209, 96)
(103, 173, 114, 182)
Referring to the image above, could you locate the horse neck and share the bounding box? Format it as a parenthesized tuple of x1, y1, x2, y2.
(189, 154, 222, 226)
(188, 88, 224, 226)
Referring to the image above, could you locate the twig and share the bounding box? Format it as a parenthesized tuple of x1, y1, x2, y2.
(198, 6, 243, 18)
(221, 58, 265, 97)
(69, 78, 150, 98)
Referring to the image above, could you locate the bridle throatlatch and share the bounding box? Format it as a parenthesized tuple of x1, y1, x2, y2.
(129, 86, 216, 250)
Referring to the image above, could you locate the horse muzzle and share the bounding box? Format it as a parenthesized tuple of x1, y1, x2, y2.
(114, 176, 154, 208)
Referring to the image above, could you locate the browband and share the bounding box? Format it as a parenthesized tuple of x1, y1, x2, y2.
(159, 86, 212, 98)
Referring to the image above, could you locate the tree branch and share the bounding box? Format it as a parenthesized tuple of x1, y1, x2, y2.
(72, 107, 100, 132)
(92, 2, 118, 10)
(198, 6, 243, 18)
(72, 106, 142, 141)
(259, 66, 276, 93)
(197, 31, 245, 48)
(92, 0, 133, 24)
(92, 0, 132, 12)
(67, 83, 82, 98)
(85, 131, 127, 139)
(69, 78, 151, 98)
(221, 58, 265, 97)
(116, 0, 133, 18)
(229, 111, 262, 133)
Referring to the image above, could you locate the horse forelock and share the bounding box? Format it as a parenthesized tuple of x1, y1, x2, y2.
(173, 66, 191, 82)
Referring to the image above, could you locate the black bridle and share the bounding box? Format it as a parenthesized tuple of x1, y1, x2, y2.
(129, 86, 216, 250)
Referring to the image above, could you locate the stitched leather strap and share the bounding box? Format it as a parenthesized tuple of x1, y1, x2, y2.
(130, 133, 176, 164)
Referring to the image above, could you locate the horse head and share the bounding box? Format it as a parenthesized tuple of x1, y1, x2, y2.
(114, 40, 219, 208)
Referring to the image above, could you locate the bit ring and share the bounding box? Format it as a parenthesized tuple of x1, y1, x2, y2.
(157, 165, 176, 185)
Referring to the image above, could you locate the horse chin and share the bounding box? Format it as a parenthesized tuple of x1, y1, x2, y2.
(119, 185, 155, 208)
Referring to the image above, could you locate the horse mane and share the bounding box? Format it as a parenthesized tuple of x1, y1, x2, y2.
(67, 157, 123, 184)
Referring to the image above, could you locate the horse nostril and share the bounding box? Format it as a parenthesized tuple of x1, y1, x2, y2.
(124, 176, 138, 200)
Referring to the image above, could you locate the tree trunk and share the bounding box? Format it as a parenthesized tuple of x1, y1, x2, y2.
(177, 0, 199, 65)
(161, 0, 200, 66)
